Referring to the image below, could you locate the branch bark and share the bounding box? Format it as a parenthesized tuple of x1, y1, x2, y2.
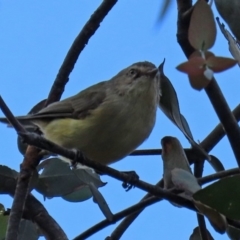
(176, 0, 240, 166)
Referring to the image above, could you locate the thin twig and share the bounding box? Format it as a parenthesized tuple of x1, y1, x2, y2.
(199, 168, 240, 185)
(109, 180, 163, 240)
(196, 214, 209, 240)
(73, 196, 160, 240)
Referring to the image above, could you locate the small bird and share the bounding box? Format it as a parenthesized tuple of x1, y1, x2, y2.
(0, 61, 160, 165)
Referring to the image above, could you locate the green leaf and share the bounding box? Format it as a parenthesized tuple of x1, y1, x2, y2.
(89, 183, 113, 221)
(227, 224, 240, 240)
(189, 0, 216, 50)
(36, 158, 105, 201)
(208, 155, 225, 172)
(190, 226, 214, 240)
(159, 61, 209, 160)
(62, 185, 92, 202)
(193, 199, 227, 233)
(18, 219, 41, 240)
(193, 175, 240, 221)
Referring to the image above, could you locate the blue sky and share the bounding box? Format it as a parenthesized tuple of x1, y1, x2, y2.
(0, 1, 239, 239)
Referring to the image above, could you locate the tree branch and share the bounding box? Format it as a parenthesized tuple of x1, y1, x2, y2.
(176, 0, 240, 166)
(73, 196, 160, 240)
(0, 150, 67, 239)
(45, 0, 118, 105)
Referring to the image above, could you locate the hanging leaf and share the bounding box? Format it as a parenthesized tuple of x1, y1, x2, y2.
(193, 200, 227, 233)
(89, 182, 113, 221)
(36, 158, 105, 201)
(189, 0, 216, 50)
(159, 60, 209, 160)
(214, 0, 240, 40)
(161, 136, 192, 189)
(190, 226, 214, 240)
(62, 186, 92, 202)
(188, 73, 211, 90)
(208, 155, 225, 172)
(18, 219, 41, 240)
(227, 224, 240, 240)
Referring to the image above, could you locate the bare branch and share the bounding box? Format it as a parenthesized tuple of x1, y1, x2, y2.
(45, 0, 118, 106)
(74, 196, 160, 240)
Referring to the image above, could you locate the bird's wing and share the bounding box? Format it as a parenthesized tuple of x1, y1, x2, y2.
(29, 81, 108, 119)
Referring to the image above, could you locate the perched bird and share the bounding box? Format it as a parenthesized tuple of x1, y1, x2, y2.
(0, 61, 160, 165)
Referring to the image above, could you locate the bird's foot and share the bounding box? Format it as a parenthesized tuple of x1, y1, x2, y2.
(121, 171, 139, 191)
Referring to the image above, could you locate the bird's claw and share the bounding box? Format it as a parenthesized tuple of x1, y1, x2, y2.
(121, 171, 139, 191)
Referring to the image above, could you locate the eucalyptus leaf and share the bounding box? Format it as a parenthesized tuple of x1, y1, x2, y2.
(193, 175, 240, 221)
(18, 219, 41, 240)
(158, 61, 209, 161)
(189, 226, 214, 240)
(36, 158, 105, 202)
(89, 182, 113, 221)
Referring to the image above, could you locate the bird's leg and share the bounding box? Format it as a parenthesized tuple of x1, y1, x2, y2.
(121, 171, 139, 191)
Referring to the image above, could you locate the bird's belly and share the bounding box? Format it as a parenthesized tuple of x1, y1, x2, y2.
(39, 103, 156, 165)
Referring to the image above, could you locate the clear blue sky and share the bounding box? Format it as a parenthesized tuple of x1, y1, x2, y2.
(0, 1, 239, 239)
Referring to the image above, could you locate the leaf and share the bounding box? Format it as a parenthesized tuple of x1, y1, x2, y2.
(157, 0, 173, 22)
(176, 57, 205, 76)
(171, 168, 201, 195)
(36, 158, 105, 201)
(214, 0, 240, 40)
(193, 175, 240, 221)
(0, 165, 18, 179)
(227, 224, 240, 240)
(208, 155, 225, 172)
(89, 183, 113, 221)
(207, 56, 237, 72)
(189, 0, 216, 50)
(62, 186, 92, 202)
(193, 199, 227, 233)
(159, 61, 209, 160)
(18, 219, 41, 240)
(188, 74, 210, 90)
(161, 137, 192, 189)
(190, 226, 214, 240)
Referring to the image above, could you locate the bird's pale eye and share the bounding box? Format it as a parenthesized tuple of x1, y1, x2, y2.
(128, 69, 139, 78)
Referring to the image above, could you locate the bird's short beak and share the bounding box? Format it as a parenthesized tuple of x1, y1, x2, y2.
(146, 68, 159, 78)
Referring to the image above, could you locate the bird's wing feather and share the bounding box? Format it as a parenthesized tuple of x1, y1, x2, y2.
(34, 81, 108, 119)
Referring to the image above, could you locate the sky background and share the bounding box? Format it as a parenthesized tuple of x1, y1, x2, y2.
(0, 1, 239, 239)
